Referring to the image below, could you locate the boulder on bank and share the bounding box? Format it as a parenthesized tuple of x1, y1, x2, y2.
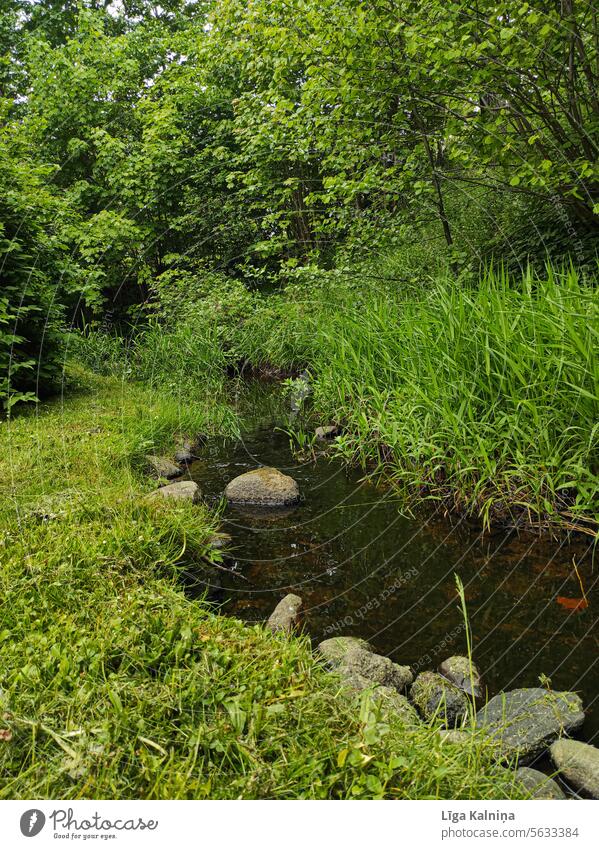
(317, 636, 413, 693)
(174, 442, 197, 464)
(267, 593, 303, 634)
(315, 425, 340, 441)
(550, 739, 599, 798)
(225, 467, 300, 506)
(410, 671, 469, 727)
(475, 688, 584, 763)
(436, 729, 473, 746)
(439, 655, 482, 698)
(337, 672, 419, 724)
(318, 636, 373, 665)
(147, 481, 201, 504)
(145, 455, 181, 480)
(515, 767, 566, 800)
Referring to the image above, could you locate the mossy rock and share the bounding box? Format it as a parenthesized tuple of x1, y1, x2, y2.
(475, 688, 584, 764)
(337, 673, 419, 725)
(267, 593, 303, 634)
(145, 455, 181, 480)
(147, 481, 201, 504)
(515, 767, 566, 800)
(318, 636, 412, 693)
(439, 655, 482, 698)
(410, 671, 469, 727)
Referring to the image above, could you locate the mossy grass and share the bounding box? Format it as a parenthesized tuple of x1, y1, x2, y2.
(0, 371, 524, 799)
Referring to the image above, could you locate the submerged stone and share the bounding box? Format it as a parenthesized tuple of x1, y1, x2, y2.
(550, 739, 599, 798)
(475, 687, 584, 764)
(225, 467, 300, 506)
(209, 532, 233, 550)
(410, 671, 469, 727)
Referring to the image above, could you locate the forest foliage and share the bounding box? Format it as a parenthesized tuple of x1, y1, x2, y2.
(1, 0, 598, 406)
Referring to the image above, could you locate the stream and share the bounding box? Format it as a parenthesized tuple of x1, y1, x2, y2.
(184, 379, 599, 743)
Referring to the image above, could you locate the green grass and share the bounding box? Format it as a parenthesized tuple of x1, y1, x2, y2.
(320, 266, 598, 530)
(0, 371, 524, 799)
(229, 264, 599, 532)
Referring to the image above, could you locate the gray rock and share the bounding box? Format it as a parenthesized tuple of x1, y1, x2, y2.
(550, 739, 599, 798)
(344, 648, 413, 692)
(436, 729, 473, 746)
(148, 481, 201, 504)
(145, 455, 181, 480)
(370, 687, 419, 724)
(315, 425, 340, 440)
(174, 442, 196, 464)
(475, 688, 585, 764)
(318, 636, 373, 666)
(317, 636, 412, 693)
(439, 655, 482, 698)
(410, 671, 469, 727)
(225, 467, 300, 506)
(267, 593, 303, 634)
(515, 767, 566, 800)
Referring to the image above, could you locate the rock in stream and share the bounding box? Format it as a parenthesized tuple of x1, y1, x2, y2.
(410, 671, 469, 727)
(475, 687, 584, 763)
(550, 739, 599, 798)
(145, 455, 181, 480)
(225, 467, 300, 506)
(439, 655, 482, 698)
(148, 481, 201, 504)
(267, 593, 303, 634)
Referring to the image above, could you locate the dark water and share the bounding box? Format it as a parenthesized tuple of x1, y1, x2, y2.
(187, 381, 599, 743)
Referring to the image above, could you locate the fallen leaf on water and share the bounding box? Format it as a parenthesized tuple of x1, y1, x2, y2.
(556, 596, 588, 612)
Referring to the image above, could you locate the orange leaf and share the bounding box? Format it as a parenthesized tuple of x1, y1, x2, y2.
(556, 596, 588, 612)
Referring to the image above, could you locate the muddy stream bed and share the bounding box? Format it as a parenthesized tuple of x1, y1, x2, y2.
(183, 380, 598, 743)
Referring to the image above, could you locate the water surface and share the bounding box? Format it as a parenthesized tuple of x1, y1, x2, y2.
(187, 381, 599, 742)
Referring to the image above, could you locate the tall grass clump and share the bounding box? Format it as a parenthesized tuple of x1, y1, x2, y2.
(310, 264, 598, 531)
(133, 319, 227, 397)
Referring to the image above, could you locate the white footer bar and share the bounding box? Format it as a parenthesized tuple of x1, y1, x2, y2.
(0, 799, 596, 849)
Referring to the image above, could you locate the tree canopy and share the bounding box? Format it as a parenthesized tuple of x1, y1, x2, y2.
(1, 0, 597, 405)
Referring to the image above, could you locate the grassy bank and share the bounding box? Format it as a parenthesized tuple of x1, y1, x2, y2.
(217, 264, 599, 533)
(312, 267, 598, 532)
(0, 372, 523, 799)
